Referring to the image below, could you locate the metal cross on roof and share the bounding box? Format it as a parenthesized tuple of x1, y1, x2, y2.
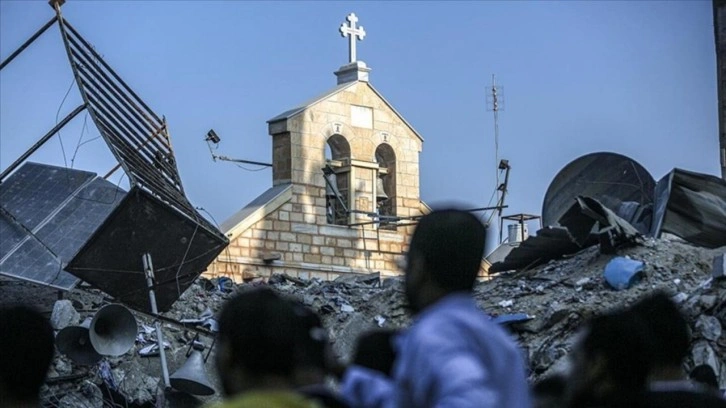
(339, 12, 366, 63)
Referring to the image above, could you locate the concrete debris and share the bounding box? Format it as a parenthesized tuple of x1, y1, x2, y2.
(695, 315, 723, 342)
(690, 340, 722, 384)
(111, 359, 160, 404)
(0, 236, 723, 406)
(50, 299, 80, 331)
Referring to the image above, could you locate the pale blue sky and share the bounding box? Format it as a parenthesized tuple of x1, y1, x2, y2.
(0, 1, 718, 231)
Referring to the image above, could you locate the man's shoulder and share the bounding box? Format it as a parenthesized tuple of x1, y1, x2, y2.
(410, 294, 514, 348)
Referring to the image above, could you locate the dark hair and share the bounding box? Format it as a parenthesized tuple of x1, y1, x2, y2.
(628, 291, 689, 367)
(533, 374, 567, 398)
(0, 304, 54, 401)
(352, 329, 398, 377)
(289, 300, 327, 371)
(407, 208, 486, 292)
(573, 311, 649, 408)
(217, 287, 299, 376)
(689, 364, 719, 389)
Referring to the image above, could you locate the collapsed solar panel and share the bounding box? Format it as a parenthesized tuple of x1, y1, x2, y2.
(0, 162, 125, 289)
(0, 8, 228, 312)
(541, 152, 656, 229)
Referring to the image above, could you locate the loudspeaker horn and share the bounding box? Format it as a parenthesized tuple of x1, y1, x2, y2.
(170, 350, 216, 396)
(56, 318, 102, 365)
(89, 304, 137, 356)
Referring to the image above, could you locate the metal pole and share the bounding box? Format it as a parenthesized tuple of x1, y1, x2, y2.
(0, 16, 58, 71)
(0, 103, 86, 182)
(214, 154, 273, 168)
(142, 253, 171, 388)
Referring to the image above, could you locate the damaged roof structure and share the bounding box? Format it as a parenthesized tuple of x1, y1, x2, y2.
(0, 3, 228, 312)
(490, 152, 726, 274)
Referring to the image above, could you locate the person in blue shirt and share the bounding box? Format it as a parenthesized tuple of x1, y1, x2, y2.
(342, 208, 532, 408)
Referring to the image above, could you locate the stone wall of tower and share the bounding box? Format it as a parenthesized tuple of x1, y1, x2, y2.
(207, 81, 428, 282)
(206, 191, 413, 282)
(268, 82, 424, 222)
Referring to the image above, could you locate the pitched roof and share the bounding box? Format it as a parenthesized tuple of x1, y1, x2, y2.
(221, 183, 292, 240)
(267, 81, 424, 142)
(267, 82, 357, 123)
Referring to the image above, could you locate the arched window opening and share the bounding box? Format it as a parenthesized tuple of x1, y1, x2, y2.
(375, 144, 396, 228)
(325, 135, 350, 225)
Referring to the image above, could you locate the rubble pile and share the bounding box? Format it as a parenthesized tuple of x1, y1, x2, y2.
(1, 236, 722, 407)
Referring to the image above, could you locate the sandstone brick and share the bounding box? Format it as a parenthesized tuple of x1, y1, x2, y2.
(279, 211, 290, 221)
(276, 242, 288, 251)
(304, 254, 322, 263)
(289, 243, 302, 252)
(281, 232, 296, 242)
(292, 223, 317, 234)
(273, 221, 291, 232)
(321, 247, 335, 256)
(313, 236, 324, 245)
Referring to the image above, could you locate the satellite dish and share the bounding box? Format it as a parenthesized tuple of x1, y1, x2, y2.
(542, 152, 655, 228)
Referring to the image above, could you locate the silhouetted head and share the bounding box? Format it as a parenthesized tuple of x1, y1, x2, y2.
(352, 329, 398, 377)
(405, 208, 486, 313)
(532, 374, 567, 408)
(566, 310, 650, 408)
(689, 364, 719, 391)
(0, 304, 54, 406)
(628, 291, 689, 374)
(289, 300, 329, 386)
(216, 287, 300, 396)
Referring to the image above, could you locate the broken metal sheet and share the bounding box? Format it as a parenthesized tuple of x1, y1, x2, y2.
(651, 168, 726, 249)
(491, 195, 642, 273)
(558, 196, 641, 247)
(542, 152, 655, 228)
(65, 187, 228, 313)
(489, 227, 584, 273)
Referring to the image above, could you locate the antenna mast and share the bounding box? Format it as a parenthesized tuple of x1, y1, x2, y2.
(486, 75, 510, 244)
